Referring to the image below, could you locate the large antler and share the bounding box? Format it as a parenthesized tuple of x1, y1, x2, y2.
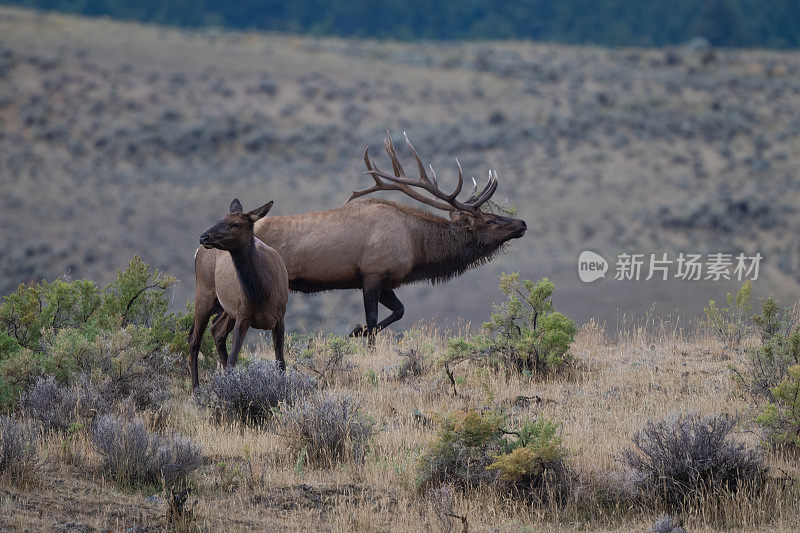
(348, 131, 498, 215)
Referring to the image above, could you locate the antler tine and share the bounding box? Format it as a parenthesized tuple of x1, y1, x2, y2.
(363, 147, 382, 184)
(403, 132, 432, 184)
(384, 131, 405, 177)
(465, 171, 499, 209)
(353, 131, 499, 214)
(447, 158, 464, 201)
(468, 176, 478, 200)
(349, 147, 389, 201)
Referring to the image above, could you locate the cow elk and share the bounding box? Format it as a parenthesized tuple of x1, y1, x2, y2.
(188, 199, 289, 389)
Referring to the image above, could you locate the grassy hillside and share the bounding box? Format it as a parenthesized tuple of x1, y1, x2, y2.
(2, 7, 800, 334)
(2, 297, 799, 531)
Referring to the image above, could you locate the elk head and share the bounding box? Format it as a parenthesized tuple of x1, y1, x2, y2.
(449, 209, 527, 246)
(199, 199, 274, 251)
(351, 131, 527, 245)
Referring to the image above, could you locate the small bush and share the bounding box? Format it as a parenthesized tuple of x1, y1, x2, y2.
(195, 359, 315, 425)
(397, 346, 426, 381)
(20, 375, 108, 431)
(621, 413, 765, 507)
(756, 364, 800, 452)
(92, 415, 202, 487)
(0, 416, 39, 483)
(279, 391, 374, 466)
(732, 295, 799, 400)
(703, 280, 752, 349)
(443, 274, 576, 377)
(417, 409, 568, 498)
(292, 334, 357, 386)
(396, 328, 434, 380)
(648, 515, 688, 533)
(487, 419, 567, 487)
(0, 256, 200, 411)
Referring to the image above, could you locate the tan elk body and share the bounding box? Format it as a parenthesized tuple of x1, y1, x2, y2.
(202, 132, 526, 340)
(188, 199, 288, 388)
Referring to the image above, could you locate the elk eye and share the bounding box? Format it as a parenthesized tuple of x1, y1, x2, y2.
(231, 223, 240, 228)
(487, 220, 496, 225)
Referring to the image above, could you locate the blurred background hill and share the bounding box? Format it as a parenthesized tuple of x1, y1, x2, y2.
(1, 6, 800, 334)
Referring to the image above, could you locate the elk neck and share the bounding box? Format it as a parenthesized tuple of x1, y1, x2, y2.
(408, 217, 504, 284)
(228, 236, 268, 305)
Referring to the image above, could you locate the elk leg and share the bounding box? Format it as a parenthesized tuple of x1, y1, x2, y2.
(272, 316, 286, 371)
(375, 290, 404, 332)
(188, 299, 219, 389)
(227, 318, 251, 368)
(211, 312, 235, 368)
(362, 287, 381, 342)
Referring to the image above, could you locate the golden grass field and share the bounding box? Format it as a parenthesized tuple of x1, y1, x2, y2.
(2, 319, 799, 532)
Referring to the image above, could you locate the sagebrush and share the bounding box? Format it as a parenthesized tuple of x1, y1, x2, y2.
(92, 415, 202, 487)
(195, 359, 316, 425)
(20, 375, 109, 431)
(621, 413, 765, 507)
(0, 415, 39, 484)
(279, 391, 375, 466)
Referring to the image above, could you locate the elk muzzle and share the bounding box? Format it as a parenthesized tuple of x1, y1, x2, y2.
(199, 233, 214, 249)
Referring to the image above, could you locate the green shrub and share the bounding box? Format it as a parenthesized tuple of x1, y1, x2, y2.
(731, 295, 799, 401)
(0, 256, 207, 411)
(442, 274, 576, 377)
(721, 293, 800, 453)
(752, 294, 793, 343)
(756, 364, 800, 451)
(703, 281, 752, 349)
(292, 334, 357, 386)
(417, 409, 568, 497)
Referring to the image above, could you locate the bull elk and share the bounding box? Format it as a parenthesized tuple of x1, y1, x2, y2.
(188, 199, 289, 389)
(247, 132, 526, 339)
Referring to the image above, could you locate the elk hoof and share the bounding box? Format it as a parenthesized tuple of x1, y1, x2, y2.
(349, 324, 366, 337)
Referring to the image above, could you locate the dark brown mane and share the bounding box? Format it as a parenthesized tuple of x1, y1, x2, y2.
(407, 220, 504, 285)
(228, 237, 268, 305)
(356, 199, 503, 284)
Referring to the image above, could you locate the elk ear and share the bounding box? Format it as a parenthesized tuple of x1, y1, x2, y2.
(449, 211, 471, 224)
(230, 199, 244, 213)
(248, 200, 274, 221)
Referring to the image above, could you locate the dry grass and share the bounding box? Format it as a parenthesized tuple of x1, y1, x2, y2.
(2, 321, 799, 532)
